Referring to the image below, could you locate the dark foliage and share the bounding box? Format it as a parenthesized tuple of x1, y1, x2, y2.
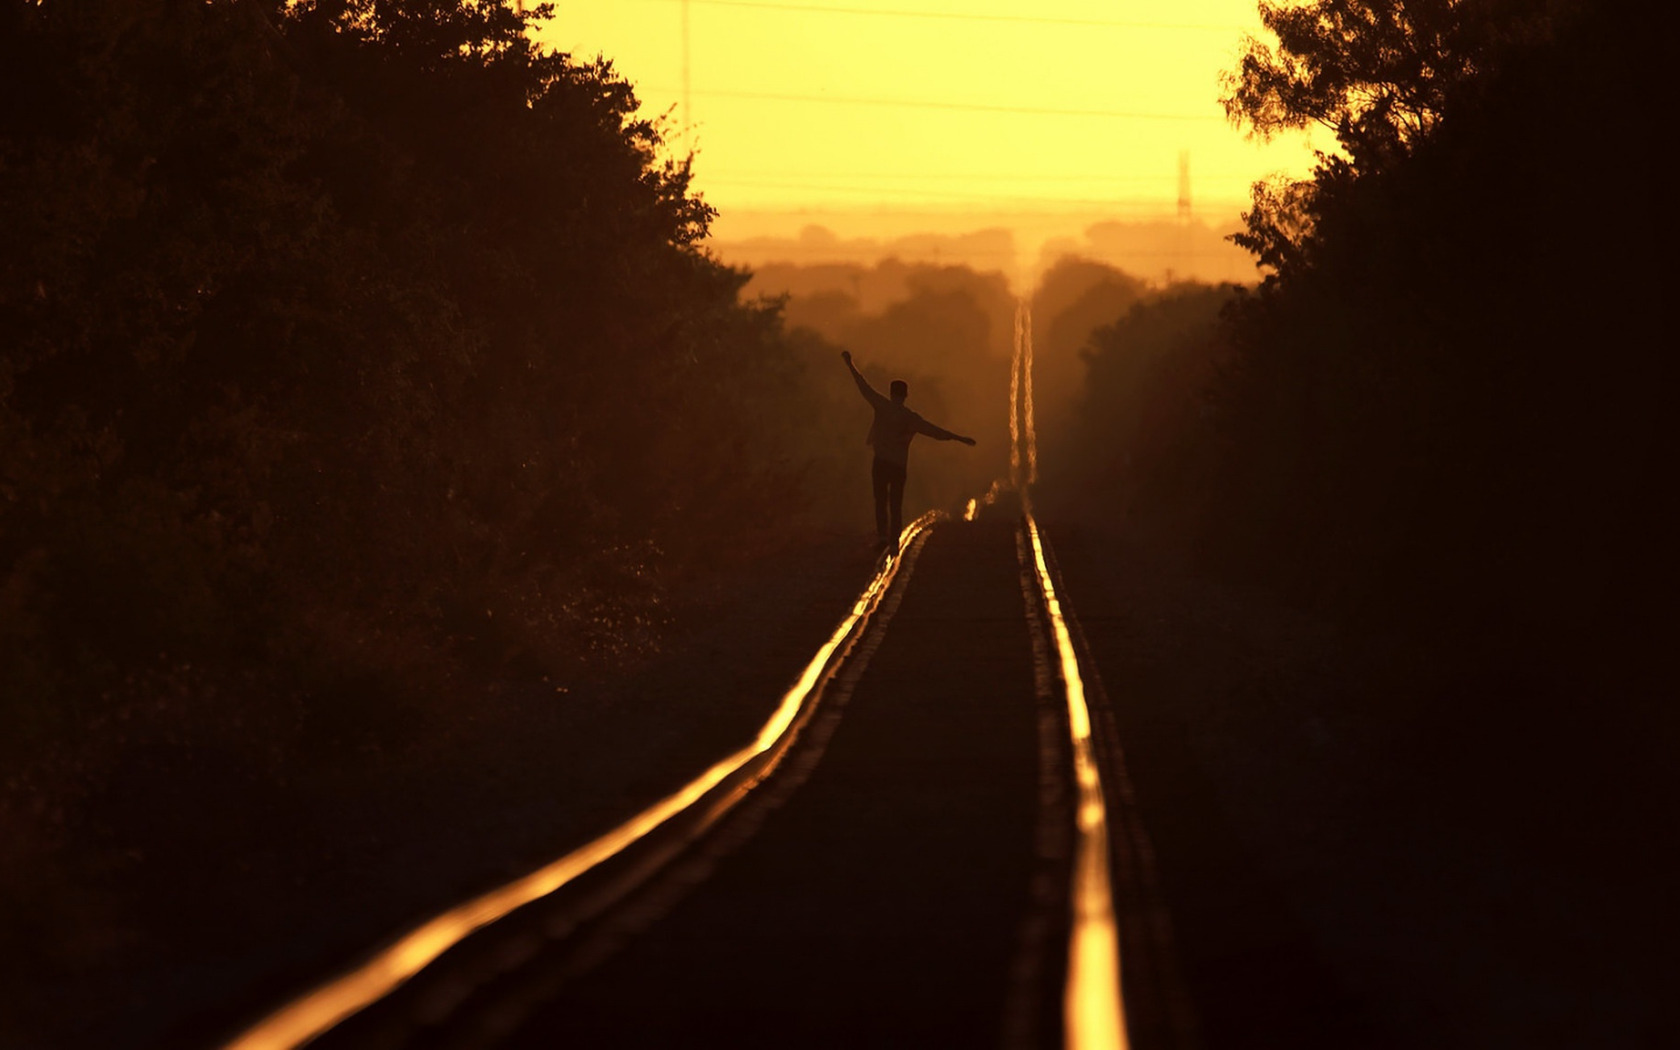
(1060, 1, 1669, 654)
(1027, 256, 1150, 428)
(1043, 282, 1236, 530)
(1048, 12, 1673, 1033)
(1222, 0, 1556, 269)
(0, 0, 843, 966)
(1209, 1, 1669, 649)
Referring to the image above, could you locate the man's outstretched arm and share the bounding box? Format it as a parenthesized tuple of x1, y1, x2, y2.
(917, 417, 977, 446)
(840, 350, 886, 407)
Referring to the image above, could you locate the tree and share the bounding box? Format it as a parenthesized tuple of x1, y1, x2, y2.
(0, 0, 843, 800)
(1221, 0, 1554, 271)
(1223, 0, 1551, 164)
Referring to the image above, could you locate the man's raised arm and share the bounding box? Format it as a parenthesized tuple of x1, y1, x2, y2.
(840, 350, 886, 407)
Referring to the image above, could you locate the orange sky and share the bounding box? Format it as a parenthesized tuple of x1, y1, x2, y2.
(535, 0, 1322, 219)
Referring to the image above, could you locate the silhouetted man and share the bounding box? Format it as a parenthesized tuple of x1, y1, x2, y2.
(841, 349, 975, 546)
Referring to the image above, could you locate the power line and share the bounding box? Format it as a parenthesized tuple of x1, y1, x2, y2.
(697, 181, 1259, 209)
(704, 170, 1260, 182)
(701, 179, 1134, 205)
(642, 0, 1248, 32)
(728, 245, 1026, 257)
(720, 244, 1251, 259)
(699, 177, 1253, 203)
(646, 85, 1225, 120)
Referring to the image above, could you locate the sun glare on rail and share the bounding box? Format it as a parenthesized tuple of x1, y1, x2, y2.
(1010, 301, 1025, 489)
(1023, 304, 1039, 486)
(225, 514, 940, 1050)
(1027, 518, 1127, 1050)
(1013, 299, 1125, 1049)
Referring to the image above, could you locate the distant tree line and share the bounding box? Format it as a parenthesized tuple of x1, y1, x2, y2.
(1059, 0, 1668, 676)
(0, 1, 847, 808)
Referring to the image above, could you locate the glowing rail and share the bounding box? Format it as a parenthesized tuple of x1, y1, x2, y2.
(1026, 516, 1127, 1050)
(225, 515, 940, 1050)
(1022, 303, 1038, 485)
(1010, 300, 1025, 488)
(1012, 296, 1124, 1048)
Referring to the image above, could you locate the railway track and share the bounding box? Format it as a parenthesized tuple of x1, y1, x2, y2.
(219, 302, 1189, 1050)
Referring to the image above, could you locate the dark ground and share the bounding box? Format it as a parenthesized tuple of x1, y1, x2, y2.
(437, 517, 1049, 1049)
(2, 530, 884, 1050)
(1050, 519, 1674, 1049)
(7, 513, 1670, 1048)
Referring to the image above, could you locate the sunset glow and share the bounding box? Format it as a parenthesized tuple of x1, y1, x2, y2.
(539, 0, 1321, 218)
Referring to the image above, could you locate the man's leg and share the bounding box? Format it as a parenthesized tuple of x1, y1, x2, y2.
(886, 463, 906, 538)
(871, 458, 892, 539)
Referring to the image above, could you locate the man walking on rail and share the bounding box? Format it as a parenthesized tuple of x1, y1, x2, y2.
(841, 349, 976, 547)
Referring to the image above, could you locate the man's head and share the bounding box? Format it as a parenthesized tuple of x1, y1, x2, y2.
(890, 379, 908, 403)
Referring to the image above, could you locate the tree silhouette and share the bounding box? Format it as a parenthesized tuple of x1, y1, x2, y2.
(0, 0, 847, 838)
(1222, 0, 1553, 272)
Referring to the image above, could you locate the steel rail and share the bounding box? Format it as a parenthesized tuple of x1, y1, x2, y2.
(223, 513, 943, 1050)
(1025, 513, 1128, 1050)
(1012, 294, 1127, 1050)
